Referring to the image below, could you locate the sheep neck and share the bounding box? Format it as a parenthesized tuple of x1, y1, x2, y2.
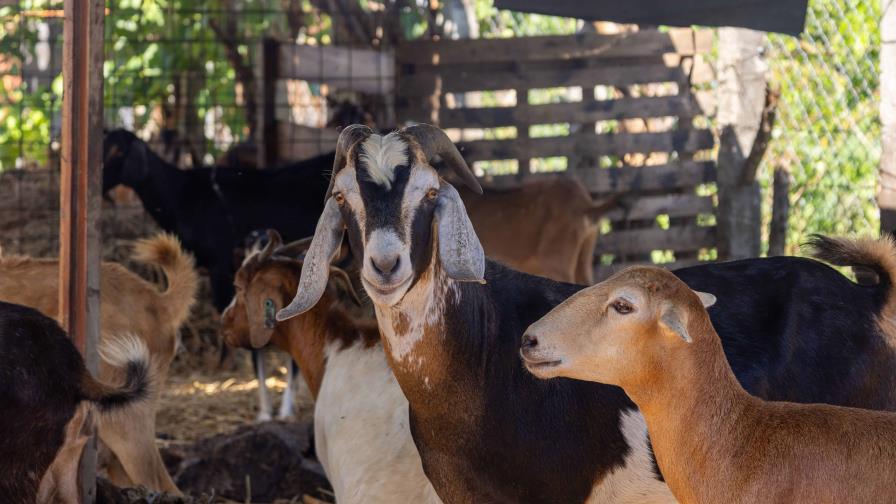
(629, 319, 756, 503)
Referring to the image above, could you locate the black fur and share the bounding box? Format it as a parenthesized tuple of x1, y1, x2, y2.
(0, 301, 150, 502)
(103, 129, 334, 311)
(400, 256, 896, 502)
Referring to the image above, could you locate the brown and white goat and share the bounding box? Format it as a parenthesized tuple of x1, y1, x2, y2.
(221, 232, 441, 504)
(460, 179, 617, 285)
(0, 233, 198, 494)
(0, 301, 153, 504)
(523, 263, 896, 504)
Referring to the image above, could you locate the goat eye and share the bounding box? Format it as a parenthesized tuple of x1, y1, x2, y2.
(333, 192, 345, 206)
(426, 188, 439, 201)
(612, 300, 634, 314)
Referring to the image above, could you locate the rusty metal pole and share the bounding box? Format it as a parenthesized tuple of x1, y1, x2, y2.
(61, 0, 103, 501)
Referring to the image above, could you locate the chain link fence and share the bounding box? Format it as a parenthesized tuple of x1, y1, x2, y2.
(763, 0, 881, 254)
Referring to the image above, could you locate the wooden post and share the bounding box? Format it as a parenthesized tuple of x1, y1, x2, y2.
(258, 38, 280, 168)
(768, 166, 792, 256)
(715, 27, 767, 259)
(880, 0, 896, 234)
(61, 0, 103, 501)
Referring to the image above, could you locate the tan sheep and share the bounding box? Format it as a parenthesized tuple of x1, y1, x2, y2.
(522, 265, 896, 504)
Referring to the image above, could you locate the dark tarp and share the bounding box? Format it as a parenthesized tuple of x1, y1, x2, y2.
(493, 0, 809, 36)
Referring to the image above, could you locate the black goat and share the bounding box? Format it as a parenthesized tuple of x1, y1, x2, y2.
(0, 301, 152, 503)
(102, 129, 332, 312)
(281, 124, 896, 503)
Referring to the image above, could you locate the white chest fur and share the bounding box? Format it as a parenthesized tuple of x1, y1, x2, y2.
(314, 341, 442, 504)
(585, 410, 677, 504)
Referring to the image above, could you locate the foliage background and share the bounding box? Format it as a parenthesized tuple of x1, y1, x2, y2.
(0, 0, 883, 254)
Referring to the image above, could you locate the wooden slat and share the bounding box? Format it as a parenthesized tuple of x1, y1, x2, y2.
(277, 122, 339, 162)
(605, 194, 714, 221)
(458, 129, 714, 163)
(396, 64, 686, 96)
(278, 43, 395, 94)
(581, 161, 717, 193)
(396, 28, 712, 66)
(435, 95, 702, 129)
(593, 258, 709, 280)
(596, 225, 716, 255)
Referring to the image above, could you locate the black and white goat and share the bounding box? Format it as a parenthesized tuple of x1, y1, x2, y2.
(278, 124, 896, 503)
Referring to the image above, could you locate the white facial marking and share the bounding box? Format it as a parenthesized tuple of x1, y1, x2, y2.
(315, 341, 441, 504)
(585, 410, 675, 503)
(359, 133, 408, 190)
(363, 228, 414, 305)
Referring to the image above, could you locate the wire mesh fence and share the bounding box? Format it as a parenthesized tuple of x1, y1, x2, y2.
(763, 0, 881, 254)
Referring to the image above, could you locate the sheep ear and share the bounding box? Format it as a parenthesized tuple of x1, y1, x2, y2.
(694, 290, 716, 308)
(435, 183, 485, 283)
(660, 305, 691, 343)
(277, 198, 344, 321)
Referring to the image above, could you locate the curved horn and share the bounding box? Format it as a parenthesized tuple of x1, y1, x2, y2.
(326, 124, 374, 199)
(260, 229, 283, 261)
(402, 123, 482, 195)
(274, 236, 314, 259)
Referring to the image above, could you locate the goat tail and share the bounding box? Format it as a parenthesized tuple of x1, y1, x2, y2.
(79, 334, 153, 414)
(133, 232, 199, 326)
(808, 234, 896, 319)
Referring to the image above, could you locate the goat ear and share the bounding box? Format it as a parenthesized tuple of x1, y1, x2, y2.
(435, 183, 485, 283)
(277, 198, 344, 321)
(660, 305, 691, 343)
(124, 140, 150, 183)
(694, 290, 716, 308)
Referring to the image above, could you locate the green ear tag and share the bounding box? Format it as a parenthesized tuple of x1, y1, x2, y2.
(264, 299, 276, 329)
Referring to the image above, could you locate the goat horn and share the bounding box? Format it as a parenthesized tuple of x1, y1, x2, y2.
(275, 236, 314, 259)
(401, 123, 482, 195)
(260, 230, 284, 261)
(326, 124, 374, 200)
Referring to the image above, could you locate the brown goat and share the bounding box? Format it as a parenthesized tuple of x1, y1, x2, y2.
(0, 233, 198, 494)
(460, 177, 617, 285)
(221, 232, 442, 503)
(523, 263, 896, 504)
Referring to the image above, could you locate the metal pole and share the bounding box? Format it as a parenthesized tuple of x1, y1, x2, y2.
(61, 0, 103, 501)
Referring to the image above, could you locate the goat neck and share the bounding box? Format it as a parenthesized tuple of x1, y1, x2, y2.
(373, 252, 491, 418)
(127, 148, 186, 232)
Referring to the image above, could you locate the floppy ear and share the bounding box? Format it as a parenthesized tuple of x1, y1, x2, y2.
(435, 183, 485, 283)
(329, 266, 363, 306)
(694, 290, 716, 308)
(660, 305, 691, 343)
(277, 198, 345, 320)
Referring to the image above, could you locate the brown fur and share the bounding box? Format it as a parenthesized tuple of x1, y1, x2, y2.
(459, 178, 616, 284)
(222, 253, 377, 399)
(526, 266, 896, 504)
(36, 403, 93, 504)
(0, 233, 198, 494)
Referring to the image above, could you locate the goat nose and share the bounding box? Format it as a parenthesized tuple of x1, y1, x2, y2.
(521, 333, 538, 350)
(371, 254, 400, 275)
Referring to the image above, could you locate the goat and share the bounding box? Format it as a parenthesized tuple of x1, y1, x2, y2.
(523, 261, 896, 504)
(0, 301, 152, 503)
(239, 229, 301, 421)
(278, 124, 896, 503)
(458, 179, 617, 284)
(0, 233, 198, 494)
(221, 231, 441, 504)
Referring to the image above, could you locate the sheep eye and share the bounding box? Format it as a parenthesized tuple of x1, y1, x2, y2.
(426, 188, 439, 201)
(333, 192, 345, 206)
(611, 299, 634, 314)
